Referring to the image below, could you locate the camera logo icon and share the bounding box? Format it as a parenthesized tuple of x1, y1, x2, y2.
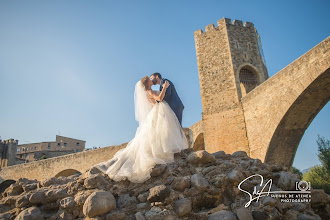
(296, 181, 311, 191)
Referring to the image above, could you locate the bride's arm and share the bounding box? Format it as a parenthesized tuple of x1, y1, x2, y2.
(149, 80, 170, 101)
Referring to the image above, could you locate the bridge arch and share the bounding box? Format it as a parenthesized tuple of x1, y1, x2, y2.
(55, 169, 81, 178)
(241, 37, 330, 168)
(265, 68, 330, 167)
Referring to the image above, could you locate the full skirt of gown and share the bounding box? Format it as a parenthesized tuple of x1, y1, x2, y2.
(93, 101, 188, 183)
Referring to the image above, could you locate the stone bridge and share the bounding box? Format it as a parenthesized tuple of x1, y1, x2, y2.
(0, 144, 126, 188)
(0, 129, 193, 187)
(191, 36, 330, 168)
(242, 37, 329, 167)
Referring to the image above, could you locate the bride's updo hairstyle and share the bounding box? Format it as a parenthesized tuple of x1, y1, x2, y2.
(140, 76, 149, 91)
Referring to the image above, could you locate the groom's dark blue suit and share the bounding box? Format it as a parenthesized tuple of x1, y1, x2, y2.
(160, 78, 184, 125)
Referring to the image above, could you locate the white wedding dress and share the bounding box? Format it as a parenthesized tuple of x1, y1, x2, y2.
(93, 81, 188, 183)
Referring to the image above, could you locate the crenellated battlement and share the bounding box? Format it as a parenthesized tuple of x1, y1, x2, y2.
(194, 17, 255, 36)
(0, 139, 18, 145)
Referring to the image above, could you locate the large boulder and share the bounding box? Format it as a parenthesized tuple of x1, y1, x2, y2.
(150, 164, 167, 177)
(29, 190, 46, 204)
(84, 173, 109, 189)
(187, 150, 216, 165)
(44, 188, 68, 203)
(4, 183, 24, 196)
(83, 190, 117, 217)
(191, 173, 209, 190)
(15, 206, 44, 220)
(174, 198, 192, 216)
(171, 176, 191, 192)
(147, 185, 171, 202)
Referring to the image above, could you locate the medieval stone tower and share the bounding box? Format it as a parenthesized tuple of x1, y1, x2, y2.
(194, 17, 269, 154)
(0, 139, 18, 167)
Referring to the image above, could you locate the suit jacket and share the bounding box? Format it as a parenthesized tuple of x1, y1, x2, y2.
(159, 78, 184, 110)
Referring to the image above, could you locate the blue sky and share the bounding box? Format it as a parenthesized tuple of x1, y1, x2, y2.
(0, 0, 329, 171)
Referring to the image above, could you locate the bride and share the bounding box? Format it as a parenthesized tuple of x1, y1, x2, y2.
(92, 76, 188, 183)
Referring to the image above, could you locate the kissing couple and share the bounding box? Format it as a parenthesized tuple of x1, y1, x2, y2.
(92, 72, 188, 183)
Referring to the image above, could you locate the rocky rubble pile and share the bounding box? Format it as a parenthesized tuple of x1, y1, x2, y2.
(0, 149, 330, 220)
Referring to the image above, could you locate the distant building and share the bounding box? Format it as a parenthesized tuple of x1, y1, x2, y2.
(0, 135, 86, 167)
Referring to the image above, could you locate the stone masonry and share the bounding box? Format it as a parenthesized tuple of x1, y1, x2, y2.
(194, 17, 269, 155)
(191, 17, 330, 169)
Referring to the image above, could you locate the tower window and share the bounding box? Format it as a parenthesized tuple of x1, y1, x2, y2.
(239, 68, 258, 84)
(64, 143, 67, 147)
(239, 67, 259, 97)
(76, 142, 80, 146)
(57, 143, 60, 146)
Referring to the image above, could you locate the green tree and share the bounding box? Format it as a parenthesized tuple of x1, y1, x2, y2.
(303, 165, 330, 194)
(316, 135, 330, 172)
(290, 166, 303, 179)
(302, 135, 330, 194)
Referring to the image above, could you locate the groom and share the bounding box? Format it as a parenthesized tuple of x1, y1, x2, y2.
(150, 72, 184, 125)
